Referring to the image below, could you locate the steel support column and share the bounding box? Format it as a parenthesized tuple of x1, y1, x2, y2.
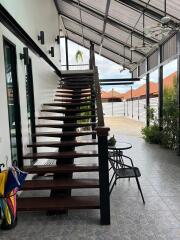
(65, 36, 69, 70)
(158, 47, 163, 130)
(176, 32, 180, 155)
(146, 73, 150, 126)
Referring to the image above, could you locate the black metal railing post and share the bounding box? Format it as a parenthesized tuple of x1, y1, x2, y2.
(96, 126, 110, 225)
(89, 42, 96, 138)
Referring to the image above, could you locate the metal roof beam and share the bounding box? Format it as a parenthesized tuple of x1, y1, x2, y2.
(67, 37, 133, 70)
(99, 0, 111, 54)
(57, 0, 157, 44)
(66, 27, 132, 62)
(100, 82, 134, 85)
(61, 13, 145, 57)
(116, 0, 180, 23)
(100, 78, 140, 82)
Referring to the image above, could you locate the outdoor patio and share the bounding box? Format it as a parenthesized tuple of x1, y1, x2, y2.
(1, 117, 180, 240)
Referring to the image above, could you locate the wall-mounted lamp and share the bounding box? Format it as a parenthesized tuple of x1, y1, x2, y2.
(38, 31, 45, 45)
(20, 47, 29, 65)
(55, 35, 60, 44)
(48, 47, 54, 57)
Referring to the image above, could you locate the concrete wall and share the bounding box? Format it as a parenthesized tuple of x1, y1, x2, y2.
(0, 1, 60, 167)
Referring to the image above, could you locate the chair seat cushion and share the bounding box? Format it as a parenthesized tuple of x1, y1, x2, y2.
(116, 167, 141, 178)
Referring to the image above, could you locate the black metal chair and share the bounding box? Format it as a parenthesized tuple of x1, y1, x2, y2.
(108, 151, 145, 204)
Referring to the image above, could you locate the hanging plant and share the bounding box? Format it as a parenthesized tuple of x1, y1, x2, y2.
(75, 50, 83, 63)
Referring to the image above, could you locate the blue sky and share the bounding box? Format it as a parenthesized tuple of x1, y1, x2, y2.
(60, 38, 177, 93)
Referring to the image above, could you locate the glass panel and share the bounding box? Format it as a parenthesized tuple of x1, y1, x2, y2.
(4, 41, 19, 164)
(163, 59, 177, 107)
(149, 69, 159, 123)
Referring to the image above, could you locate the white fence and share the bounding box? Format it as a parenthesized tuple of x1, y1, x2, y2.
(102, 97, 159, 123)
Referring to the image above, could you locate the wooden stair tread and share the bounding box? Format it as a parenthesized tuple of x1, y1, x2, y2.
(22, 178, 99, 190)
(55, 93, 91, 98)
(60, 77, 93, 83)
(35, 122, 96, 128)
(43, 102, 92, 107)
(23, 164, 99, 174)
(28, 140, 98, 148)
(62, 84, 91, 88)
(54, 98, 92, 103)
(59, 87, 91, 90)
(38, 115, 96, 121)
(34, 131, 96, 137)
(56, 90, 91, 94)
(23, 151, 98, 159)
(41, 108, 95, 114)
(17, 196, 100, 211)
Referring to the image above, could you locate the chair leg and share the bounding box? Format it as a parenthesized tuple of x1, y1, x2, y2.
(135, 177, 145, 204)
(109, 179, 116, 195)
(110, 171, 116, 185)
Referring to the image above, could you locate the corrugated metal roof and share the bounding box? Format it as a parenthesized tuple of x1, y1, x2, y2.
(55, 0, 180, 71)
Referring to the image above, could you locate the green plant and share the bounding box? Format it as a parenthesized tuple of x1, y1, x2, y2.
(142, 76, 178, 150)
(108, 135, 117, 146)
(141, 124, 161, 144)
(161, 77, 178, 149)
(75, 50, 83, 63)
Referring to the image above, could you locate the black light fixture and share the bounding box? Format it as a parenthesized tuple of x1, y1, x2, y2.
(38, 31, 45, 45)
(20, 47, 29, 65)
(49, 47, 54, 57)
(55, 35, 60, 44)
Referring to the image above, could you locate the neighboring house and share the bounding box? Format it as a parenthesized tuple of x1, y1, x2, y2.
(102, 72, 177, 101)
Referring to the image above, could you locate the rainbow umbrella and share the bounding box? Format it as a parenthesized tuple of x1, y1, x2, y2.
(0, 167, 27, 230)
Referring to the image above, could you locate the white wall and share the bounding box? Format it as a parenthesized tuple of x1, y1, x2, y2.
(0, 0, 60, 167)
(0, 0, 60, 67)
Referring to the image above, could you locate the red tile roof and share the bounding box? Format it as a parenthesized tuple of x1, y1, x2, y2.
(101, 72, 177, 100)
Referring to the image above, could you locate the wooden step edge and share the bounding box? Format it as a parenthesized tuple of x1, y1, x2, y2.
(23, 151, 99, 160)
(38, 115, 96, 120)
(22, 179, 99, 190)
(40, 109, 96, 113)
(35, 123, 97, 128)
(17, 196, 100, 211)
(23, 164, 99, 174)
(33, 131, 96, 137)
(43, 102, 92, 106)
(27, 140, 98, 148)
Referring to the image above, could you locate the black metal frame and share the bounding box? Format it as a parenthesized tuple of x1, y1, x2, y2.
(65, 36, 69, 70)
(99, 0, 111, 53)
(146, 73, 150, 126)
(100, 78, 140, 82)
(3, 37, 23, 168)
(26, 58, 36, 154)
(100, 82, 134, 86)
(176, 32, 180, 155)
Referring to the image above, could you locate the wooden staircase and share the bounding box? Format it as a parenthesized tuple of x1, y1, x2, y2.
(18, 68, 110, 225)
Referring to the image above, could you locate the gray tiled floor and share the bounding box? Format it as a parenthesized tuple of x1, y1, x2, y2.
(1, 125, 180, 239)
